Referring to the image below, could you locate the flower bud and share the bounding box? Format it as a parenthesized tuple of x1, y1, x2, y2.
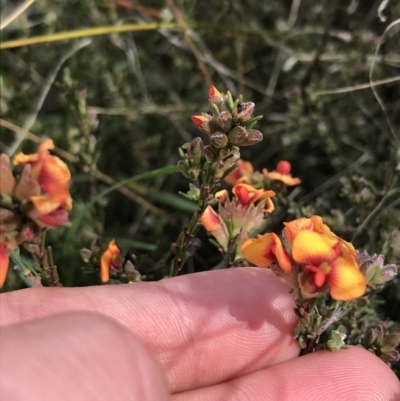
(384, 332, 400, 348)
(190, 137, 204, 165)
(228, 126, 248, 146)
(236, 102, 255, 122)
(243, 129, 263, 146)
(374, 264, 398, 284)
(203, 145, 216, 163)
(358, 251, 398, 284)
(216, 111, 233, 132)
(80, 248, 92, 263)
(177, 160, 192, 179)
(383, 349, 400, 363)
(327, 330, 347, 352)
(209, 85, 226, 111)
(191, 114, 212, 134)
(0, 208, 21, 233)
(210, 132, 228, 148)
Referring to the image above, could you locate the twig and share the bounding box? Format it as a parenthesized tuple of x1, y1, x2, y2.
(0, 0, 36, 30)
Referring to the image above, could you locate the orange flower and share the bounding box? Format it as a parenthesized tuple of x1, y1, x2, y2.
(100, 239, 120, 283)
(283, 215, 355, 257)
(263, 160, 301, 186)
(0, 243, 9, 288)
(200, 205, 229, 248)
(292, 230, 366, 301)
(14, 139, 72, 210)
(224, 159, 254, 186)
(241, 233, 292, 273)
(232, 183, 275, 213)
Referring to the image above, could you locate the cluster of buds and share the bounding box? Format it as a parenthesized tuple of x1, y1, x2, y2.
(0, 139, 72, 287)
(225, 158, 301, 188)
(186, 86, 264, 180)
(364, 322, 400, 364)
(80, 239, 140, 284)
(357, 250, 397, 286)
(200, 183, 275, 258)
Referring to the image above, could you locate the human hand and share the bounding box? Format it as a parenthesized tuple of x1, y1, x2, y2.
(1, 268, 399, 401)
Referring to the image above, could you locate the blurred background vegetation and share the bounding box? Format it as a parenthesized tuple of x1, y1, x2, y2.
(1, 0, 399, 363)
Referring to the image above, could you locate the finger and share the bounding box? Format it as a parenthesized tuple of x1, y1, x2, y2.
(0, 312, 170, 401)
(173, 346, 400, 401)
(0, 268, 299, 392)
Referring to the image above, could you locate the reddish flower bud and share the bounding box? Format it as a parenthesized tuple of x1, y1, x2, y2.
(276, 160, 291, 175)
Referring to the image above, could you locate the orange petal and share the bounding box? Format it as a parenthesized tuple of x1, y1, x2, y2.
(224, 160, 254, 186)
(292, 230, 337, 265)
(283, 217, 313, 244)
(328, 257, 366, 301)
(241, 234, 274, 268)
(200, 206, 222, 232)
(37, 138, 55, 158)
(0, 245, 9, 287)
(215, 190, 229, 206)
(305, 264, 327, 287)
(39, 156, 71, 197)
(100, 240, 120, 283)
(273, 236, 292, 273)
(263, 170, 301, 186)
(30, 195, 61, 215)
(13, 152, 39, 165)
(263, 198, 275, 214)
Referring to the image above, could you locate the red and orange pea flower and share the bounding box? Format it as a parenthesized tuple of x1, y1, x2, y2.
(241, 215, 366, 301)
(263, 160, 301, 186)
(14, 139, 72, 210)
(224, 159, 254, 186)
(100, 239, 121, 283)
(14, 139, 73, 226)
(200, 184, 276, 250)
(231, 184, 275, 213)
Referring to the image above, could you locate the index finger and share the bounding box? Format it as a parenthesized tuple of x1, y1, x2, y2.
(0, 268, 299, 393)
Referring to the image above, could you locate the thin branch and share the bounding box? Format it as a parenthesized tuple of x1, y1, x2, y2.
(0, 0, 36, 30)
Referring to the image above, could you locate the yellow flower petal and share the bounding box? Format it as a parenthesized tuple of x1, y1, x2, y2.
(241, 234, 274, 268)
(328, 257, 366, 301)
(292, 230, 337, 265)
(241, 233, 291, 272)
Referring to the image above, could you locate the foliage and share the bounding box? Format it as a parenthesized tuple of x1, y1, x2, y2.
(0, 0, 399, 374)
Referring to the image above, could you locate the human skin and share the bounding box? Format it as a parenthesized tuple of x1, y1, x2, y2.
(0, 268, 399, 401)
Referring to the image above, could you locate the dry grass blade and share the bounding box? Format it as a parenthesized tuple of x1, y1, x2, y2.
(0, 0, 36, 30)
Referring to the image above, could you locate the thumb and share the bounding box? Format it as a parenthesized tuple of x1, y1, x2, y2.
(0, 312, 170, 401)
